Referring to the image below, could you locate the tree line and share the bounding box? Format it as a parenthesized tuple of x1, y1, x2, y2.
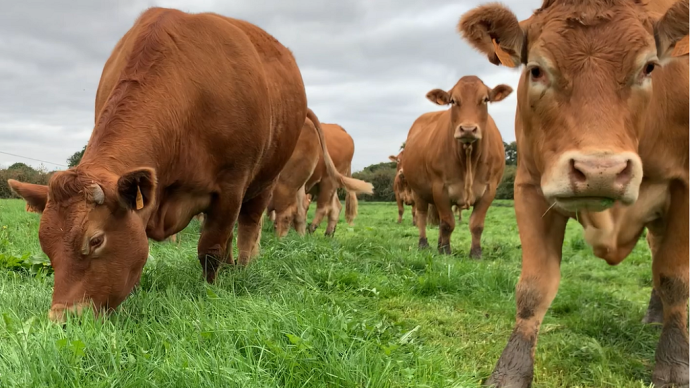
(1, 142, 517, 200)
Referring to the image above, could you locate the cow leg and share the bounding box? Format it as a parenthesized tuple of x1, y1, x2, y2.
(197, 188, 243, 283)
(642, 232, 665, 325)
(414, 194, 430, 249)
(468, 186, 496, 259)
(236, 189, 272, 266)
(432, 185, 455, 255)
(650, 186, 689, 388)
(485, 185, 568, 388)
(411, 203, 417, 226)
(308, 180, 336, 234)
(325, 193, 342, 237)
(293, 186, 308, 236)
(396, 193, 404, 224)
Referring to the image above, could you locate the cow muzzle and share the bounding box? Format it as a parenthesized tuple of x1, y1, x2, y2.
(48, 302, 94, 323)
(454, 125, 481, 144)
(542, 151, 643, 212)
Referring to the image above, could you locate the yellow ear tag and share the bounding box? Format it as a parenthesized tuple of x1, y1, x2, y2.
(492, 39, 517, 68)
(135, 186, 144, 210)
(672, 35, 689, 57)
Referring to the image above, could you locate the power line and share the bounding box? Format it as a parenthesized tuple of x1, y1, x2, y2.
(0, 150, 68, 168)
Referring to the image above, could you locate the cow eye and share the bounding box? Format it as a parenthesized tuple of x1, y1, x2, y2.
(90, 234, 104, 249)
(529, 66, 545, 81)
(642, 61, 657, 77)
(449, 99, 456, 105)
(483, 96, 490, 104)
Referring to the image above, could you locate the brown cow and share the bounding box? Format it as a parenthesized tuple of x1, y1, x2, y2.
(401, 76, 509, 258)
(304, 123, 364, 236)
(389, 150, 416, 225)
(168, 213, 205, 243)
(7, 7, 321, 322)
(459, 0, 689, 385)
(267, 116, 374, 237)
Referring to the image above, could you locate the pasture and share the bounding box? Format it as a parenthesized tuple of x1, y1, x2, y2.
(0, 199, 660, 387)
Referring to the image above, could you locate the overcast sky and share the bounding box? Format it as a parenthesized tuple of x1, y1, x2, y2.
(1, 0, 535, 172)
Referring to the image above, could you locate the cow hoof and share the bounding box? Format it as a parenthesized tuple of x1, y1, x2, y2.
(438, 244, 451, 255)
(469, 247, 482, 260)
(653, 362, 689, 388)
(483, 375, 532, 388)
(308, 225, 317, 234)
(653, 324, 689, 388)
(642, 310, 664, 325)
(418, 238, 429, 249)
(397, 219, 402, 224)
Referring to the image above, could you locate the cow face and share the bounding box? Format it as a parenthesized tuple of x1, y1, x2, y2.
(8, 167, 157, 322)
(458, 0, 689, 211)
(426, 76, 513, 144)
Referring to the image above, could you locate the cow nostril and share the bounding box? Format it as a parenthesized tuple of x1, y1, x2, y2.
(615, 159, 633, 185)
(569, 159, 587, 183)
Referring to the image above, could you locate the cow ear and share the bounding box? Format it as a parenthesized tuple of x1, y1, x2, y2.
(655, 0, 689, 62)
(116, 167, 157, 211)
(490, 84, 514, 102)
(426, 89, 451, 105)
(8, 179, 48, 213)
(458, 4, 525, 67)
(388, 155, 399, 163)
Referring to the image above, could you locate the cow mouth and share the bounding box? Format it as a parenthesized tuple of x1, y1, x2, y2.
(455, 135, 478, 144)
(553, 196, 616, 212)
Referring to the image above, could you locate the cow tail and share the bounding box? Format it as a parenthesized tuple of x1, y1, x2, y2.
(306, 108, 374, 195)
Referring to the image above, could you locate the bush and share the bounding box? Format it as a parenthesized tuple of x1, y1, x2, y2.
(0, 164, 55, 199)
(496, 165, 516, 200)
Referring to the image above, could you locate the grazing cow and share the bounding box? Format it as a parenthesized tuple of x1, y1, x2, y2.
(401, 76, 509, 257)
(388, 151, 416, 225)
(25, 203, 40, 213)
(7, 7, 320, 322)
(304, 123, 365, 236)
(458, 0, 688, 386)
(267, 116, 374, 237)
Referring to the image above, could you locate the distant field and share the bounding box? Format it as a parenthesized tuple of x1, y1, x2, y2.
(0, 199, 660, 387)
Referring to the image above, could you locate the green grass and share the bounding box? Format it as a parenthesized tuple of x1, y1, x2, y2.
(0, 198, 660, 387)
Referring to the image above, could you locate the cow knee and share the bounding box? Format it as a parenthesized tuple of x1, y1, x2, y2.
(656, 276, 688, 307)
(516, 281, 542, 320)
(471, 224, 484, 236)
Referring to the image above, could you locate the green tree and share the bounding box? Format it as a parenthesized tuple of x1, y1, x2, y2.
(504, 141, 517, 166)
(7, 162, 34, 171)
(67, 145, 87, 168)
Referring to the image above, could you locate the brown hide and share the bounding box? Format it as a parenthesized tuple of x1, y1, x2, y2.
(7, 7, 312, 321)
(401, 76, 507, 257)
(305, 123, 364, 236)
(267, 118, 320, 238)
(458, 0, 689, 386)
(388, 150, 416, 225)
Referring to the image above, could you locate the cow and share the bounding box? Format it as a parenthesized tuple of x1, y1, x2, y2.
(304, 123, 364, 236)
(7, 7, 323, 323)
(25, 203, 40, 213)
(458, 0, 688, 385)
(168, 213, 205, 243)
(267, 116, 374, 237)
(401, 75, 509, 258)
(388, 150, 416, 225)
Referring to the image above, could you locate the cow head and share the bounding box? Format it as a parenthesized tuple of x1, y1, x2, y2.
(458, 0, 689, 212)
(426, 76, 513, 144)
(8, 166, 157, 322)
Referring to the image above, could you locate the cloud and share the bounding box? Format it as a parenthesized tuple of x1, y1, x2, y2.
(0, 0, 535, 171)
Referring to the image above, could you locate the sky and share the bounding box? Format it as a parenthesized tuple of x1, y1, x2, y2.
(0, 0, 536, 172)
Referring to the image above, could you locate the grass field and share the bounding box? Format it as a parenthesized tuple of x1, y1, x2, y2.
(0, 199, 661, 387)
